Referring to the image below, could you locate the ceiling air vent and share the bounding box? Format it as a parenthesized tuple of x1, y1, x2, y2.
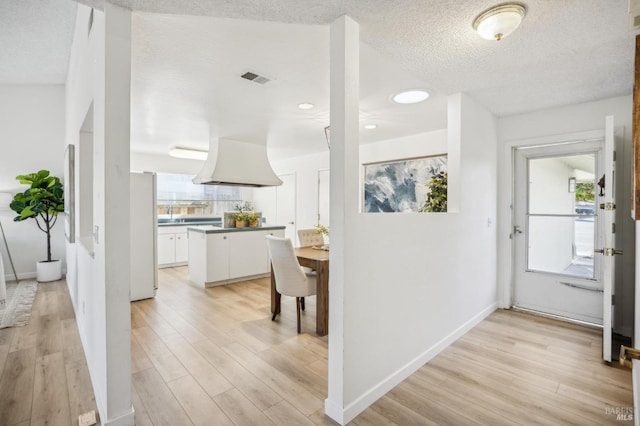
(240, 71, 271, 85)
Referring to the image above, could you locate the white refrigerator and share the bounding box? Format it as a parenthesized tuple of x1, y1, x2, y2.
(130, 172, 158, 301)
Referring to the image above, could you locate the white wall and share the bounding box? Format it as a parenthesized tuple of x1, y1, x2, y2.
(318, 81, 497, 423)
(263, 130, 448, 237)
(0, 85, 66, 280)
(338, 93, 497, 422)
(65, 4, 134, 425)
(264, 151, 329, 230)
(497, 95, 635, 336)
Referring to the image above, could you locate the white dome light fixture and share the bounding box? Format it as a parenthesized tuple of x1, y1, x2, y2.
(298, 103, 314, 110)
(473, 2, 526, 41)
(392, 89, 430, 104)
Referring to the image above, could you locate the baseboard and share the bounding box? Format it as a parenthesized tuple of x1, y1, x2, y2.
(4, 272, 36, 281)
(103, 405, 135, 426)
(336, 302, 498, 425)
(324, 398, 344, 425)
(5, 268, 67, 282)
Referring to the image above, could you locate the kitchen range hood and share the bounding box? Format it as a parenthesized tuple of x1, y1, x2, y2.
(192, 138, 282, 187)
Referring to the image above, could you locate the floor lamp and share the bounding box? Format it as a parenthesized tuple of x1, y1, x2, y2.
(0, 192, 19, 283)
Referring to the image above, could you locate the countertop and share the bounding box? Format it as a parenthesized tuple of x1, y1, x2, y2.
(158, 220, 222, 227)
(187, 225, 286, 234)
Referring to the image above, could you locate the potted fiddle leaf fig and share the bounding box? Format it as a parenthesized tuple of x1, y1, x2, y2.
(10, 170, 65, 282)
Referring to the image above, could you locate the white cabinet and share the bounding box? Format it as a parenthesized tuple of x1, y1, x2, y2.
(188, 228, 284, 287)
(175, 232, 189, 263)
(229, 230, 269, 278)
(158, 226, 189, 267)
(157, 234, 176, 265)
(206, 233, 230, 282)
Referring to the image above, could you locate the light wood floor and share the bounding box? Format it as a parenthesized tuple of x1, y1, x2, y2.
(0, 279, 99, 425)
(0, 268, 632, 425)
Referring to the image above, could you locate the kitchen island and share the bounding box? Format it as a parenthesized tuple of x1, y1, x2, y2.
(187, 225, 285, 287)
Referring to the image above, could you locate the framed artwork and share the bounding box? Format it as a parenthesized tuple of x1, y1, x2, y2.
(363, 154, 447, 213)
(64, 144, 75, 243)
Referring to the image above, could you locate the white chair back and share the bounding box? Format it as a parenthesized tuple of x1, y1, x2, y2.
(266, 235, 314, 297)
(297, 229, 324, 248)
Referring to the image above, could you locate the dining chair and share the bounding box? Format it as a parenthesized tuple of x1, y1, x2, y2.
(296, 229, 324, 274)
(297, 228, 324, 248)
(266, 235, 316, 333)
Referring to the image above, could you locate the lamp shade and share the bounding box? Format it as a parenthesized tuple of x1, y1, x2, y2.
(473, 3, 526, 41)
(0, 192, 13, 212)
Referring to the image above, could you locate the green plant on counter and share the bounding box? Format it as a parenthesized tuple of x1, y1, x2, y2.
(10, 170, 64, 262)
(246, 211, 258, 225)
(420, 171, 447, 213)
(234, 212, 246, 221)
(234, 201, 253, 212)
(315, 224, 329, 236)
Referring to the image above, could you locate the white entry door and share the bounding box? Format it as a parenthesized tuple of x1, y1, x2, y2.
(276, 173, 296, 241)
(513, 117, 617, 362)
(514, 141, 604, 320)
(599, 116, 616, 362)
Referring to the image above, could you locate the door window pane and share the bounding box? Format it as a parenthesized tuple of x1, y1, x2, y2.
(529, 154, 596, 215)
(526, 153, 596, 279)
(527, 215, 595, 279)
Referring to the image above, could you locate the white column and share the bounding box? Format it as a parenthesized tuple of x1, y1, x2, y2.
(103, 2, 133, 424)
(325, 15, 359, 425)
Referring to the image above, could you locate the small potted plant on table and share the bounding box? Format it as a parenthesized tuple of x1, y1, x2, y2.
(10, 170, 64, 282)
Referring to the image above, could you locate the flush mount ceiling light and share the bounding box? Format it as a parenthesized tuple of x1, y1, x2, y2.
(473, 2, 527, 41)
(298, 103, 314, 110)
(392, 89, 430, 104)
(168, 147, 208, 161)
(364, 124, 377, 129)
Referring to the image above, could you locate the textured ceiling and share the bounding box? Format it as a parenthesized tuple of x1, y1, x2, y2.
(86, 0, 634, 116)
(0, 0, 76, 84)
(2, 0, 635, 159)
(130, 13, 447, 158)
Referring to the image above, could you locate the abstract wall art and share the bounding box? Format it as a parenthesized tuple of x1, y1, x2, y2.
(363, 154, 447, 213)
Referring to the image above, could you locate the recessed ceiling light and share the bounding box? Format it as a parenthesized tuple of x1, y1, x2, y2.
(392, 90, 429, 104)
(298, 103, 314, 110)
(364, 124, 377, 130)
(168, 147, 208, 161)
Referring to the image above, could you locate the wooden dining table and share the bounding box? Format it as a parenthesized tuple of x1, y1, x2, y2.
(270, 247, 330, 336)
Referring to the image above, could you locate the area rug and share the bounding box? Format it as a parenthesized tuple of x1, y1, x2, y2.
(0, 281, 38, 329)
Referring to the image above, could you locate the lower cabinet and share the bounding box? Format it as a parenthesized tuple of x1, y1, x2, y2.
(158, 226, 189, 267)
(188, 228, 284, 287)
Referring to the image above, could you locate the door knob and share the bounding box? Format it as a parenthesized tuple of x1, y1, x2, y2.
(513, 226, 523, 235)
(619, 345, 640, 369)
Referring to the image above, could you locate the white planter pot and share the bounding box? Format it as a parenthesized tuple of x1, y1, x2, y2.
(37, 260, 62, 282)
